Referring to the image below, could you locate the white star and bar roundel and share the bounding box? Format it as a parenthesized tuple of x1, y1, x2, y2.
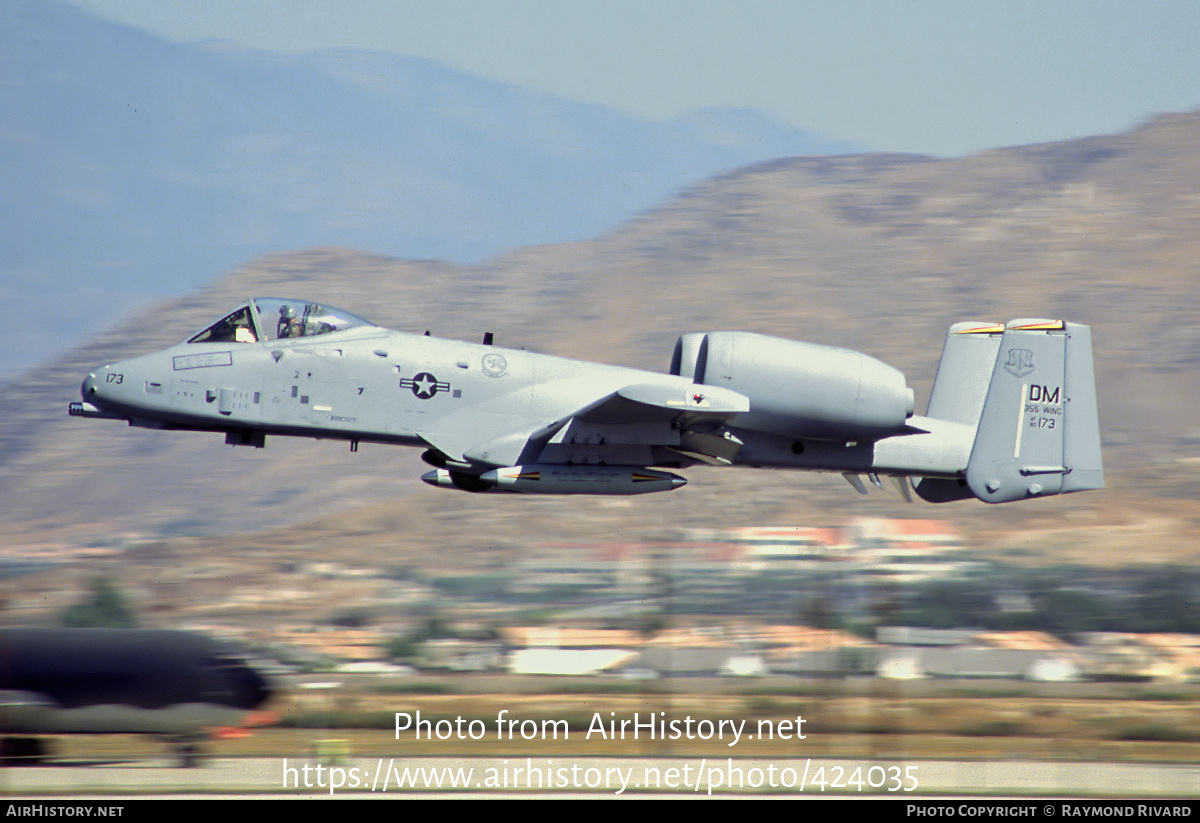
(400, 372, 450, 399)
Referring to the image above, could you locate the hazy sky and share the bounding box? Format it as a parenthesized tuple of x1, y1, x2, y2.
(72, 0, 1200, 157)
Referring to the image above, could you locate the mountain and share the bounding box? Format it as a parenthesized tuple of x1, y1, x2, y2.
(0, 0, 858, 379)
(4, 111, 1200, 556)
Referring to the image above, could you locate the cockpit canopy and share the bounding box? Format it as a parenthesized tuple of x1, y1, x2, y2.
(187, 299, 374, 344)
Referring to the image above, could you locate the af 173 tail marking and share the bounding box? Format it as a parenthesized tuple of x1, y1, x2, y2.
(914, 318, 1103, 503)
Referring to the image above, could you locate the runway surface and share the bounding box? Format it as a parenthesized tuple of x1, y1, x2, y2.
(3, 756, 1198, 798)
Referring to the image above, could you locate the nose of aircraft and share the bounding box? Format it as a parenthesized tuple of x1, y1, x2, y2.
(69, 365, 130, 420)
(79, 366, 117, 410)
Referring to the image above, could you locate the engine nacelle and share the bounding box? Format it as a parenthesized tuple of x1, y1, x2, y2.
(671, 331, 914, 441)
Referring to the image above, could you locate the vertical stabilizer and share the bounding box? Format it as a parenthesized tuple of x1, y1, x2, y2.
(925, 322, 1006, 426)
(964, 319, 1104, 503)
(912, 322, 1004, 502)
(915, 319, 1103, 503)
(1058, 323, 1105, 495)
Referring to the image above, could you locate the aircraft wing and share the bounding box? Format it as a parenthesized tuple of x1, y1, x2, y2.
(419, 381, 749, 470)
(572, 382, 749, 424)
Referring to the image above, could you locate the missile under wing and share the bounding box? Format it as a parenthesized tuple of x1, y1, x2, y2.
(70, 298, 1103, 504)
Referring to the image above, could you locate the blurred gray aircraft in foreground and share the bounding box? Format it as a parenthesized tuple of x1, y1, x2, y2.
(71, 299, 1103, 503)
(0, 629, 273, 765)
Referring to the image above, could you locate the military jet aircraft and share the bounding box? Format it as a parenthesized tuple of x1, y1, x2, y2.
(70, 298, 1103, 503)
(0, 628, 273, 765)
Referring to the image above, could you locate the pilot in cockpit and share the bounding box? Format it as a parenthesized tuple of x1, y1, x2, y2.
(277, 304, 301, 339)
